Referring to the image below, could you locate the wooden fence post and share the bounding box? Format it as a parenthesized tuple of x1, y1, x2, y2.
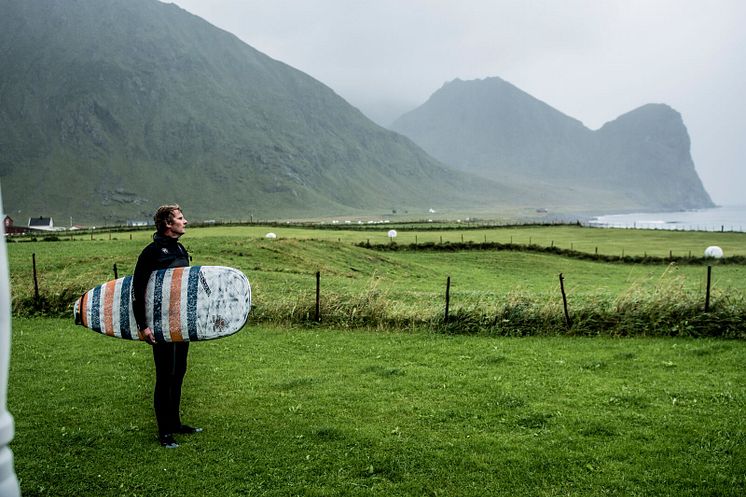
(113, 263, 118, 280)
(704, 265, 712, 312)
(444, 276, 451, 324)
(559, 273, 571, 329)
(32, 253, 39, 302)
(315, 271, 321, 322)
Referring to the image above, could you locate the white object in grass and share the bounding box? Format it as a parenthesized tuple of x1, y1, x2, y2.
(704, 246, 723, 258)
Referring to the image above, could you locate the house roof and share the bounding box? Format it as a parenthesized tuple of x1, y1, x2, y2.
(28, 217, 53, 227)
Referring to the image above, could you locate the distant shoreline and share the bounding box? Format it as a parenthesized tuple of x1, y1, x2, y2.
(589, 205, 746, 232)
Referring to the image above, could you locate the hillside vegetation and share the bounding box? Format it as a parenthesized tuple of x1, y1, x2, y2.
(8, 225, 746, 337)
(1, 1, 714, 225)
(8, 226, 746, 494)
(0, 0, 523, 224)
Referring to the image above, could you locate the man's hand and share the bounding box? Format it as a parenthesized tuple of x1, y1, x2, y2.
(140, 327, 156, 345)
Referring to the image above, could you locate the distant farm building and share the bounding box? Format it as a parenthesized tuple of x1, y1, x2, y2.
(127, 220, 150, 227)
(27, 216, 55, 231)
(3, 216, 28, 235)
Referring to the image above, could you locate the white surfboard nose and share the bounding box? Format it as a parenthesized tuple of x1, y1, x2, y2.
(202, 267, 251, 339)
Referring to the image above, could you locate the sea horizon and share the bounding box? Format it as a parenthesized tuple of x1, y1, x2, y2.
(589, 204, 746, 232)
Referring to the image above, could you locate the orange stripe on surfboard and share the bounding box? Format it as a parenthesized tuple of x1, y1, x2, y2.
(80, 292, 89, 328)
(168, 267, 185, 342)
(103, 280, 116, 336)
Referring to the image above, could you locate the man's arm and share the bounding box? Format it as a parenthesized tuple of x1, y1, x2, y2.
(132, 247, 156, 344)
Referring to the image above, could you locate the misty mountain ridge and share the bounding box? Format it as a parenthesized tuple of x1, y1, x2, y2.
(0, 1, 712, 224)
(1, 0, 530, 224)
(391, 77, 713, 211)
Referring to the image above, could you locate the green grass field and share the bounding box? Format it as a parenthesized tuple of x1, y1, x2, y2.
(9, 318, 746, 496)
(6, 225, 746, 495)
(17, 223, 746, 257)
(7, 225, 746, 337)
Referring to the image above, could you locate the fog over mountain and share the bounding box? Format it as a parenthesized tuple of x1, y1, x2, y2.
(169, 0, 746, 206)
(392, 77, 713, 211)
(0, 0, 526, 223)
(0, 0, 715, 224)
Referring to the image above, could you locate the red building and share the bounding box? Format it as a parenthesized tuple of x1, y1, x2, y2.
(3, 216, 28, 235)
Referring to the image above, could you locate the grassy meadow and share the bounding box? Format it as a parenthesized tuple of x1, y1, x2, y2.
(5, 224, 746, 495)
(7, 224, 746, 336)
(9, 318, 746, 496)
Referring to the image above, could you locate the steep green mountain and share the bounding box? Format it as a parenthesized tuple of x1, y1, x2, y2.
(0, 0, 526, 224)
(391, 77, 714, 211)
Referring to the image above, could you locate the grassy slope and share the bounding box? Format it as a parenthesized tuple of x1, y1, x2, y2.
(7, 225, 746, 338)
(7, 226, 745, 494)
(9, 318, 746, 496)
(8, 225, 746, 298)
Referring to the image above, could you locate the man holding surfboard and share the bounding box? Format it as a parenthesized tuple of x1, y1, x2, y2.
(133, 204, 202, 448)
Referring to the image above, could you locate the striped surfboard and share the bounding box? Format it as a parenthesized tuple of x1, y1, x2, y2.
(74, 266, 251, 342)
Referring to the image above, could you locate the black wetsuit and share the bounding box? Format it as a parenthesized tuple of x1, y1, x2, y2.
(133, 233, 190, 437)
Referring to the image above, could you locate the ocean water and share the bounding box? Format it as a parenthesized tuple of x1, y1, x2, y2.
(589, 205, 746, 232)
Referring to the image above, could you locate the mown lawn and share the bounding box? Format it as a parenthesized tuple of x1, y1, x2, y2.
(8, 318, 746, 496)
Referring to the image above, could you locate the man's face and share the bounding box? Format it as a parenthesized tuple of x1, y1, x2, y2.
(165, 209, 187, 238)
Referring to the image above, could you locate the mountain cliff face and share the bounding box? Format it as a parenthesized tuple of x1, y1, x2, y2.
(595, 104, 712, 209)
(0, 0, 518, 223)
(391, 77, 714, 211)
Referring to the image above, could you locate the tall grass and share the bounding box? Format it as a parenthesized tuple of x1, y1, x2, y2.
(246, 272, 744, 338)
(7, 229, 746, 337)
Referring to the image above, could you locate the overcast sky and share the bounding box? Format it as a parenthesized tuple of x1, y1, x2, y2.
(169, 0, 746, 205)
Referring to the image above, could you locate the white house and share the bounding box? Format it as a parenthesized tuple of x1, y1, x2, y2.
(27, 217, 55, 231)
